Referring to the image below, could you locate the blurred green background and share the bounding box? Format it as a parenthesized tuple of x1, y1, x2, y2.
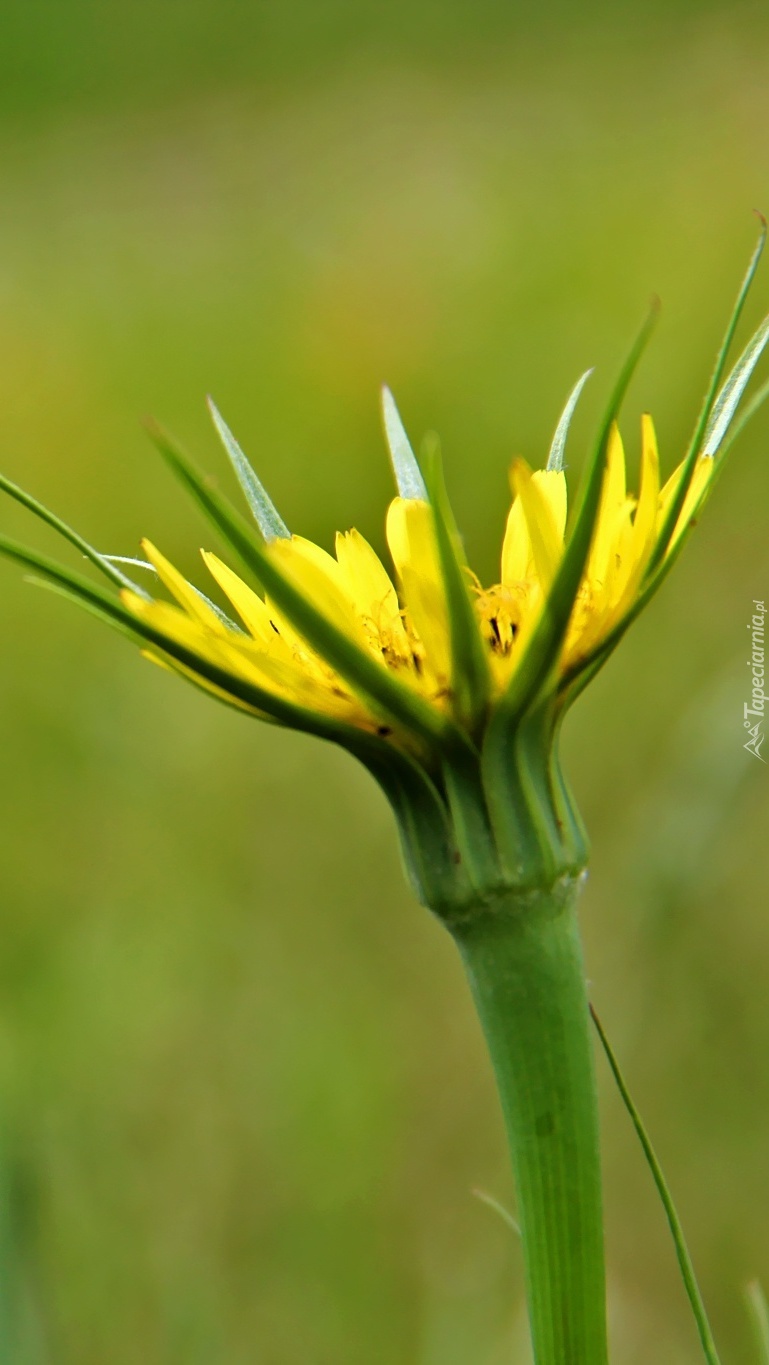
(0, 1, 768, 1360)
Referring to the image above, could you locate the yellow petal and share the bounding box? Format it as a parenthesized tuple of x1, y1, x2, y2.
(267, 534, 366, 643)
(508, 460, 563, 590)
(501, 468, 566, 586)
(586, 424, 627, 588)
(202, 551, 282, 649)
(140, 540, 225, 632)
(385, 498, 450, 683)
(614, 412, 660, 610)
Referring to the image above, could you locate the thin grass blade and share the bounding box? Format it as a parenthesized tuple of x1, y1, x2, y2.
(591, 1005, 722, 1365)
(0, 471, 146, 594)
(472, 1188, 521, 1238)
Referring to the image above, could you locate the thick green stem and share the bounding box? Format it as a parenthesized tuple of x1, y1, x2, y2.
(450, 875, 607, 1365)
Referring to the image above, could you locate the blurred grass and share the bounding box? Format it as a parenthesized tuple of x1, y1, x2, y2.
(0, 2, 769, 1361)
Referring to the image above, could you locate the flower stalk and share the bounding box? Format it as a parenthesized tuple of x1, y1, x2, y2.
(454, 880, 605, 1365)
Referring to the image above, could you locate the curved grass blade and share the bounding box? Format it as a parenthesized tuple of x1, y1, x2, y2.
(649, 220, 767, 571)
(146, 420, 455, 750)
(746, 1282, 769, 1365)
(0, 470, 146, 595)
(207, 398, 290, 541)
(591, 1005, 722, 1365)
(547, 368, 594, 472)
(472, 1188, 521, 1238)
(381, 387, 428, 500)
(421, 435, 490, 732)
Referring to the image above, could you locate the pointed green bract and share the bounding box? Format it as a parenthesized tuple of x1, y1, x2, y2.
(702, 309, 769, 455)
(591, 1005, 722, 1365)
(547, 368, 593, 472)
(422, 436, 491, 733)
(147, 420, 457, 751)
(381, 387, 428, 500)
(498, 299, 659, 724)
(207, 397, 290, 541)
(563, 368, 769, 702)
(649, 221, 766, 571)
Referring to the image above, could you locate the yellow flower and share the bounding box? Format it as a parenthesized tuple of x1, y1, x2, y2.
(121, 404, 715, 752)
(0, 227, 768, 905)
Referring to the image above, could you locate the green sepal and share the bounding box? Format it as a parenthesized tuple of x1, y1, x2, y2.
(547, 368, 593, 472)
(649, 221, 766, 572)
(421, 435, 491, 735)
(146, 420, 459, 752)
(349, 739, 467, 911)
(381, 387, 428, 499)
(701, 309, 769, 456)
(207, 397, 291, 541)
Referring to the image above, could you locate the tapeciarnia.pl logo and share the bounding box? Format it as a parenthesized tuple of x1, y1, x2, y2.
(744, 599, 767, 761)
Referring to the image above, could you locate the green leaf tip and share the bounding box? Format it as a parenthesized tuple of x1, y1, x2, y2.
(547, 368, 594, 472)
(381, 386, 428, 500)
(746, 1281, 769, 1365)
(207, 397, 290, 541)
(702, 309, 769, 456)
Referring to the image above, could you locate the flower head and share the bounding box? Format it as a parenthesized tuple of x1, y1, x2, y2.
(1, 229, 768, 909)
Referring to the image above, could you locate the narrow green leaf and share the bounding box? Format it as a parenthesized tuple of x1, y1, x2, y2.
(649, 220, 766, 571)
(591, 1005, 722, 1365)
(0, 470, 145, 595)
(207, 397, 290, 540)
(702, 310, 769, 455)
(746, 1281, 769, 1365)
(381, 387, 428, 500)
(422, 435, 491, 732)
(547, 368, 593, 472)
(146, 420, 456, 750)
